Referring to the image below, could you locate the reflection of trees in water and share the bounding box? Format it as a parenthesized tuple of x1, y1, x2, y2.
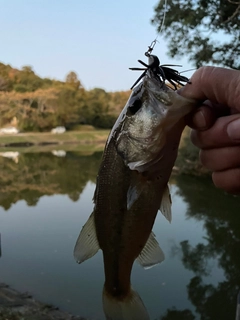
(161, 308, 195, 319)
(172, 175, 240, 320)
(0, 151, 102, 210)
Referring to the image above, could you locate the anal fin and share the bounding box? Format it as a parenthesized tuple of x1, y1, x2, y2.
(136, 231, 165, 269)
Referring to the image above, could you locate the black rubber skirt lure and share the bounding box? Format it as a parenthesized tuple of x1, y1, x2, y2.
(129, 53, 190, 90)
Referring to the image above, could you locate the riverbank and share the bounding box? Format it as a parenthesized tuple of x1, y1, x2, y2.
(0, 129, 109, 147)
(0, 283, 86, 320)
(0, 129, 109, 153)
(0, 127, 208, 176)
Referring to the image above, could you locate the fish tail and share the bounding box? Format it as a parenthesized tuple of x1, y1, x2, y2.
(102, 285, 150, 320)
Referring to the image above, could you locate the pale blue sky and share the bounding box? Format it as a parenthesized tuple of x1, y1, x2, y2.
(0, 0, 193, 91)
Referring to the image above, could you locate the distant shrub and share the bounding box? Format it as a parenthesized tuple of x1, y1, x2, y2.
(30, 99, 38, 109)
(13, 84, 28, 92)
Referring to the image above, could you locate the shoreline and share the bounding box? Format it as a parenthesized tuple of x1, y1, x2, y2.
(0, 283, 87, 320)
(0, 130, 109, 147)
(0, 130, 109, 153)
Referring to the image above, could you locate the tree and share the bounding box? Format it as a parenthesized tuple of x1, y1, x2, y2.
(65, 71, 82, 90)
(22, 65, 34, 73)
(152, 0, 240, 69)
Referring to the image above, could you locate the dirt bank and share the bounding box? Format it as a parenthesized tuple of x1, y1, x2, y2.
(0, 283, 86, 320)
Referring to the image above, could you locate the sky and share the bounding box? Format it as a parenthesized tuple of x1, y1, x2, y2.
(0, 0, 194, 91)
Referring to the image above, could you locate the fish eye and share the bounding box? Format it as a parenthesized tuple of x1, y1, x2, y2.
(127, 99, 142, 115)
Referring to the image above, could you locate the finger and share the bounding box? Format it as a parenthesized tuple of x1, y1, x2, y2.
(186, 105, 216, 131)
(200, 146, 240, 171)
(180, 66, 240, 110)
(212, 169, 240, 194)
(191, 114, 240, 149)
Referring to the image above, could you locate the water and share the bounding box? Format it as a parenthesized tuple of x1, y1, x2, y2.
(0, 150, 240, 320)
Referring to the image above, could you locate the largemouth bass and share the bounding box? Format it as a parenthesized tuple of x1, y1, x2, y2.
(74, 56, 198, 320)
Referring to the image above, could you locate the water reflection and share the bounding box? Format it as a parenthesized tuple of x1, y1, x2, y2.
(0, 152, 239, 319)
(175, 175, 240, 320)
(161, 308, 195, 320)
(0, 151, 102, 210)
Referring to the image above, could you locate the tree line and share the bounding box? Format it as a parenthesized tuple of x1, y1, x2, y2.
(0, 63, 130, 131)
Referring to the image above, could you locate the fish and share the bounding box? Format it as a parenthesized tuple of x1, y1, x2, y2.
(74, 55, 199, 320)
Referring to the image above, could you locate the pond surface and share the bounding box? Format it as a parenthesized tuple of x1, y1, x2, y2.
(0, 150, 240, 320)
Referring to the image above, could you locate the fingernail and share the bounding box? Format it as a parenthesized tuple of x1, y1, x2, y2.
(227, 118, 240, 140)
(193, 110, 207, 129)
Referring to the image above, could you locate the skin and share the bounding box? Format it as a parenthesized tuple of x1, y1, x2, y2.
(179, 66, 240, 194)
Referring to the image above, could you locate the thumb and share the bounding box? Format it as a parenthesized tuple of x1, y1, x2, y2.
(191, 114, 240, 149)
(180, 66, 240, 111)
(185, 105, 216, 131)
(227, 117, 240, 142)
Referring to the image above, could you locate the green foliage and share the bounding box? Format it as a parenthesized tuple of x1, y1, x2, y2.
(80, 88, 117, 128)
(0, 62, 129, 131)
(30, 99, 38, 109)
(176, 128, 210, 176)
(152, 1, 240, 69)
(13, 83, 29, 92)
(0, 63, 13, 91)
(65, 71, 82, 90)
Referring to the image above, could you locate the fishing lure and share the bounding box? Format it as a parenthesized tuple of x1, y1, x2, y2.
(129, 42, 190, 90)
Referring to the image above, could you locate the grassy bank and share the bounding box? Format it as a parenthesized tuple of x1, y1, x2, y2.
(0, 129, 109, 152)
(0, 127, 207, 176)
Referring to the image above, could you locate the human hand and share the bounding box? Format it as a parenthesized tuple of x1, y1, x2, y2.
(179, 66, 240, 194)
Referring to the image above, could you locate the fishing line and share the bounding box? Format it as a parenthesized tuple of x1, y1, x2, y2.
(145, 0, 168, 56)
(158, 0, 168, 35)
(130, 0, 190, 90)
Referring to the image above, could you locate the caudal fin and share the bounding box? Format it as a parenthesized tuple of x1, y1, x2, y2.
(102, 286, 150, 320)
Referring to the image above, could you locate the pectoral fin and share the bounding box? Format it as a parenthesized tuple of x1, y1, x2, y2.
(73, 212, 99, 264)
(159, 184, 172, 223)
(137, 231, 165, 269)
(127, 184, 144, 210)
(127, 172, 145, 210)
